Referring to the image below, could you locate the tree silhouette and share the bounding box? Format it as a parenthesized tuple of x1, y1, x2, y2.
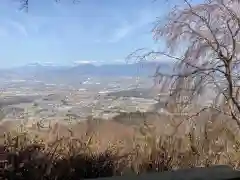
(18, 0, 81, 11)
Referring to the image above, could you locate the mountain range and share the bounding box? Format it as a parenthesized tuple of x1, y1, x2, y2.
(0, 61, 173, 81)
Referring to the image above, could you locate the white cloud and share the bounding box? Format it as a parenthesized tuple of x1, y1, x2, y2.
(41, 62, 60, 66)
(8, 20, 28, 37)
(74, 60, 97, 64)
(24, 16, 46, 35)
(108, 23, 133, 43)
(0, 19, 28, 38)
(107, 9, 158, 43)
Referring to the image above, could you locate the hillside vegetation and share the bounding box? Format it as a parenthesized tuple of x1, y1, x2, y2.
(0, 110, 240, 180)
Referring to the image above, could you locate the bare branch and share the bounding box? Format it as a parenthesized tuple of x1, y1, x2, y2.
(133, 0, 240, 128)
(17, 0, 81, 11)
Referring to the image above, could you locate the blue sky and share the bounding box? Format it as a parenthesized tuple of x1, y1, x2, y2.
(0, 0, 199, 68)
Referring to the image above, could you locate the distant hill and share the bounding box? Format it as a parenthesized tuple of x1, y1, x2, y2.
(60, 61, 172, 77)
(0, 61, 173, 82)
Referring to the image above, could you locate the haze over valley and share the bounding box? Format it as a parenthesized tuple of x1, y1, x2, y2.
(0, 61, 172, 127)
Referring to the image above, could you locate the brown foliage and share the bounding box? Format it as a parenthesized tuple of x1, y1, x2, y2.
(0, 112, 239, 180)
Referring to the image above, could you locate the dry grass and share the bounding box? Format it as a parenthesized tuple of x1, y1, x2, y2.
(0, 111, 240, 180)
